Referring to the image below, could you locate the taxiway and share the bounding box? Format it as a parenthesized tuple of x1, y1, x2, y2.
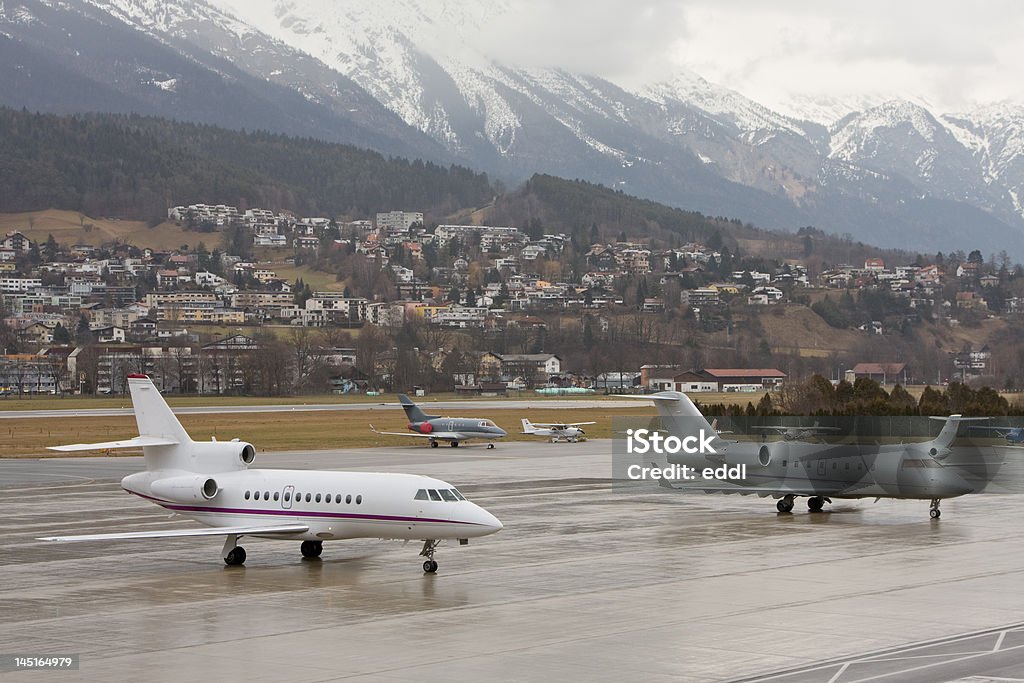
(3, 441, 1024, 681)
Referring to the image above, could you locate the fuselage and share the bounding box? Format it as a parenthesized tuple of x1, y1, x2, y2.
(666, 438, 977, 500)
(122, 469, 503, 542)
(410, 417, 507, 441)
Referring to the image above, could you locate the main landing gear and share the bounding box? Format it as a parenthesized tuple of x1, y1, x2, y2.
(450, 441, 460, 448)
(223, 534, 247, 566)
(930, 498, 942, 519)
(775, 495, 831, 513)
(487, 443, 495, 449)
(430, 440, 439, 448)
(420, 539, 440, 573)
(301, 540, 323, 559)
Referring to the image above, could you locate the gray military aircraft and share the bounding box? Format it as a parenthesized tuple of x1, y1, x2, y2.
(370, 394, 507, 448)
(625, 391, 995, 518)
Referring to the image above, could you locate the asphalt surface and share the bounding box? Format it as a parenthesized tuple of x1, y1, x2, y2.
(3, 440, 1024, 681)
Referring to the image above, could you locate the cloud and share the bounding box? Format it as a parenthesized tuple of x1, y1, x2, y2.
(469, 0, 690, 82)
(456, 0, 1024, 113)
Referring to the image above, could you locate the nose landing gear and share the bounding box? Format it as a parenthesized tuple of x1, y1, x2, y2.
(420, 539, 440, 573)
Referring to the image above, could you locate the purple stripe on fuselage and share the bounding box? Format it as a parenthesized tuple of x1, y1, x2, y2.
(129, 491, 485, 526)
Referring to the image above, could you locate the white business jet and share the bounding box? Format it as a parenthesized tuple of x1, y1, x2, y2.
(40, 374, 502, 573)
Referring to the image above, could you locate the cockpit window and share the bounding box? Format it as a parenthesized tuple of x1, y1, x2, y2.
(479, 420, 495, 428)
(451, 488, 466, 501)
(439, 489, 458, 502)
(428, 489, 443, 501)
(414, 489, 429, 500)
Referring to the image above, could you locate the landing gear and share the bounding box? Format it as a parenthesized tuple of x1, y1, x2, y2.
(430, 440, 438, 448)
(301, 540, 323, 558)
(224, 546, 246, 566)
(487, 443, 495, 449)
(930, 498, 942, 519)
(420, 539, 440, 573)
(808, 496, 825, 512)
(222, 534, 246, 566)
(450, 441, 460, 448)
(776, 495, 795, 513)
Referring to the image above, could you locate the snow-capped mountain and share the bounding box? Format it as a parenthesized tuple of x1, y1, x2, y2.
(3, 0, 1024, 257)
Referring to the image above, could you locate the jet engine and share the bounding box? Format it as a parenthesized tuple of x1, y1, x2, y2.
(239, 442, 256, 465)
(150, 475, 220, 502)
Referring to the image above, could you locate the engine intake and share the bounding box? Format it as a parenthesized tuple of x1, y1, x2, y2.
(240, 443, 256, 465)
(150, 475, 220, 503)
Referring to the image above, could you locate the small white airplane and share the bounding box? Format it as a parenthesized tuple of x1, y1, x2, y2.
(39, 374, 502, 573)
(520, 418, 595, 443)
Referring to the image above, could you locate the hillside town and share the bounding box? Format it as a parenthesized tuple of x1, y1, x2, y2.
(0, 203, 1021, 396)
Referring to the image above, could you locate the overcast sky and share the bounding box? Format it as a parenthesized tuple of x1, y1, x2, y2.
(475, 0, 1024, 114)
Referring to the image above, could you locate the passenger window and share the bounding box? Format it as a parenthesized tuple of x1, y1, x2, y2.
(845, 463, 850, 470)
(335, 494, 342, 504)
(263, 491, 270, 501)
(284, 492, 291, 502)
(305, 493, 311, 503)
(315, 494, 322, 503)
(833, 462, 837, 469)
(451, 489, 466, 501)
(273, 492, 280, 501)
(428, 489, 443, 501)
(439, 489, 458, 502)
(356, 495, 362, 505)
(415, 489, 429, 501)
(244, 491, 250, 500)
(346, 495, 352, 504)
(857, 464, 862, 471)
(781, 460, 787, 467)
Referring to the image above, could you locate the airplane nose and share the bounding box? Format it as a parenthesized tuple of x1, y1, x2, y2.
(497, 428, 507, 437)
(473, 505, 503, 533)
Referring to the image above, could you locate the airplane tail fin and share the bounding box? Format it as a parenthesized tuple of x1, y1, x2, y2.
(928, 415, 990, 455)
(397, 393, 431, 423)
(617, 391, 718, 435)
(48, 375, 192, 472)
(521, 418, 536, 434)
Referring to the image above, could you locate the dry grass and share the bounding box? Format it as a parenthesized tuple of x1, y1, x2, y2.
(0, 406, 658, 458)
(0, 209, 212, 251)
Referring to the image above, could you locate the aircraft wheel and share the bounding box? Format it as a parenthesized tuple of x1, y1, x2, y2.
(776, 499, 794, 513)
(930, 508, 941, 519)
(301, 540, 323, 558)
(487, 443, 495, 449)
(808, 496, 825, 512)
(430, 440, 438, 448)
(450, 441, 459, 448)
(423, 560, 438, 573)
(224, 546, 246, 566)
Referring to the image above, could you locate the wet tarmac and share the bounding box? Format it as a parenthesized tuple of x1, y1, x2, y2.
(3, 440, 1024, 682)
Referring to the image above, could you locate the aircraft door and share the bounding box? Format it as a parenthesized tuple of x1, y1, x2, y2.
(282, 485, 294, 510)
(816, 460, 826, 478)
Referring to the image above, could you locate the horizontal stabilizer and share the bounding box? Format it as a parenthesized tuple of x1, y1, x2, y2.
(48, 436, 179, 452)
(39, 523, 309, 542)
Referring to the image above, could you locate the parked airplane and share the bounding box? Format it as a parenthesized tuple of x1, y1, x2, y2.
(968, 425, 1024, 444)
(40, 375, 502, 572)
(370, 394, 507, 448)
(521, 418, 595, 442)
(624, 391, 992, 518)
(757, 421, 840, 441)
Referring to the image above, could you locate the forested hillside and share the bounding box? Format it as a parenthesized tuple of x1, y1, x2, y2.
(0, 108, 494, 222)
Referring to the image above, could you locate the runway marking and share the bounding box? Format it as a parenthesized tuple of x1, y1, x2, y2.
(733, 623, 1024, 682)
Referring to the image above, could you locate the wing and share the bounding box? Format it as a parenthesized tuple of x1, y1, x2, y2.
(48, 436, 180, 452)
(39, 523, 309, 542)
(968, 426, 1014, 436)
(529, 421, 596, 428)
(369, 425, 463, 441)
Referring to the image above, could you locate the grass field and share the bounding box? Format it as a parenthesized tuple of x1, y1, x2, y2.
(0, 406, 658, 457)
(0, 209, 212, 251)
